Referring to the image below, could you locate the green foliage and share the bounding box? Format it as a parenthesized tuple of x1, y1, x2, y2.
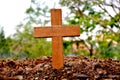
(0, 26, 13, 58)
(63, 41, 73, 55)
(11, 23, 52, 58)
(9, 0, 51, 58)
(60, 0, 120, 59)
(1, 0, 120, 59)
(0, 1, 52, 59)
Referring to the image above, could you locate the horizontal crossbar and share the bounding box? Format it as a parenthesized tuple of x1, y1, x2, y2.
(34, 26, 80, 38)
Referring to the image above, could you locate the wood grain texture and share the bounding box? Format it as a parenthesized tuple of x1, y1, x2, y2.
(51, 9, 62, 25)
(34, 9, 80, 69)
(51, 9, 64, 69)
(34, 26, 80, 38)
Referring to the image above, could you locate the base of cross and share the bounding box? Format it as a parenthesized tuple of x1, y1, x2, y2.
(34, 9, 80, 69)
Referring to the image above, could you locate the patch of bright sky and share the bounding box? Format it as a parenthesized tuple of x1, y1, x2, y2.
(0, 0, 31, 37)
(0, 0, 63, 37)
(0, 0, 117, 39)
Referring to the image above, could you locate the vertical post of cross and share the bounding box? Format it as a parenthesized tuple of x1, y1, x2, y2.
(34, 9, 80, 69)
(51, 9, 64, 69)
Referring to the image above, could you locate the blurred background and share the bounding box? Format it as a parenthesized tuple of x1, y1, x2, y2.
(0, 0, 120, 59)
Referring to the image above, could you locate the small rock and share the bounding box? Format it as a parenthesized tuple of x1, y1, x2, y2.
(62, 78, 67, 80)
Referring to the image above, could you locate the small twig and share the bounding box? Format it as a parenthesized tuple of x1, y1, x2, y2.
(77, 7, 84, 16)
(98, 4, 113, 18)
(104, 2, 120, 11)
(111, 4, 118, 14)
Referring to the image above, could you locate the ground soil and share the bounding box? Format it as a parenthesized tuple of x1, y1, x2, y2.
(0, 56, 120, 80)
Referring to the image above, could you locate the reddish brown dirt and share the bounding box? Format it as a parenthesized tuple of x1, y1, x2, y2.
(0, 56, 120, 80)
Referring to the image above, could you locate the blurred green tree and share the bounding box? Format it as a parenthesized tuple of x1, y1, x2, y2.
(10, 0, 52, 58)
(60, 0, 120, 59)
(0, 26, 12, 58)
(3, 0, 120, 59)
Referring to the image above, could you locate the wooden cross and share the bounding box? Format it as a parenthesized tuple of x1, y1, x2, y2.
(34, 9, 80, 69)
